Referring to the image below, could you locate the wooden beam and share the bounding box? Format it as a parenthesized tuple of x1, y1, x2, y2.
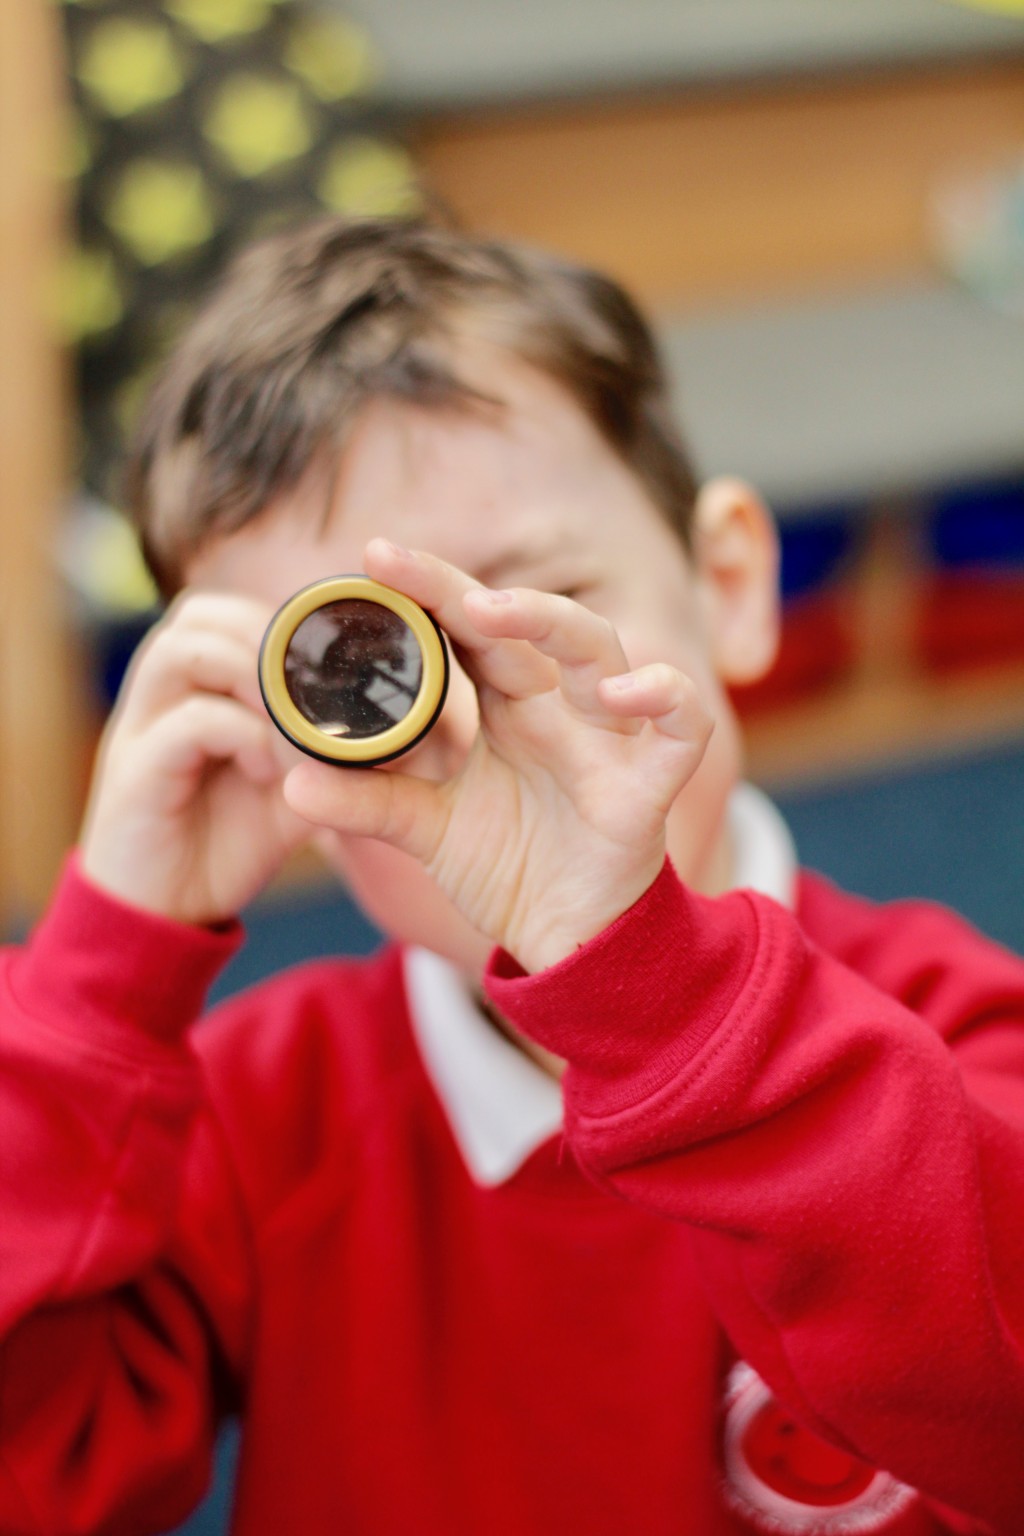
(0, 1, 86, 928)
(414, 61, 1024, 309)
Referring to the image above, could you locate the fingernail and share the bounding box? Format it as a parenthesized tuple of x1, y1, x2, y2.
(482, 589, 514, 604)
(382, 539, 411, 558)
(606, 673, 637, 690)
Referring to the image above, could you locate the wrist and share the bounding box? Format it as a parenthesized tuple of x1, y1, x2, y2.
(486, 859, 761, 1093)
(78, 846, 172, 924)
(510, 856, 666, 974)
(10, 852, 242, 1046)
(79, 841, 238, 931)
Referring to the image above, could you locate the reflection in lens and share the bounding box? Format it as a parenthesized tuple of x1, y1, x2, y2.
(284, 599, 422, 738)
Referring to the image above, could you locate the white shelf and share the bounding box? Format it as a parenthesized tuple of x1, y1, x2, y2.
(659, 279, 1024, 515)
(340, 0, 1024, 111)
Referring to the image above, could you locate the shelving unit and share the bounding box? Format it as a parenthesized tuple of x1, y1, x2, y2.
(409, 51, 1024, 795)
(659, 282, 1024, 515)
(745, 656, 1024, 788)
(741, 512, 1024, 787)
(659, 283, 1024, 784)
(346, 0, 1024, 110)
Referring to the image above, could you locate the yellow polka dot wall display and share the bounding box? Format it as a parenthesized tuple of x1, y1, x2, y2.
(318, 138, 421, 218)
(77, 17, 187, 117)
(104, 160, 217, 264)
(944, 0, 1024, 11)
(60, 114, 95, 181)
(55, 247, 125, 344)
(58, 0, 415, 502)
(203, 73, 315, 177)
(165, 0, 275, 45)
(284, 16, 380, 100)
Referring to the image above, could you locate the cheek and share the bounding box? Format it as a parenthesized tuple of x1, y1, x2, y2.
(615, 613, 720, 704)
(318, 831, 491, 972)
(318, 831, 415, 915)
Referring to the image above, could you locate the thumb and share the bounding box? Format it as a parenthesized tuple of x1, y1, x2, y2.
(283, 760, 447, 863)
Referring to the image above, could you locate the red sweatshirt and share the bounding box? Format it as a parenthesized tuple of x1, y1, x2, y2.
(1, 853, 1023, 1536)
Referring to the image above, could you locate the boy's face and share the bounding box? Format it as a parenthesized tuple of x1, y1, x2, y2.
(187, 343, 777, 977)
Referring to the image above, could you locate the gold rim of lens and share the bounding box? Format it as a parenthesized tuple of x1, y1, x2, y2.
(259, 575, 447, 763)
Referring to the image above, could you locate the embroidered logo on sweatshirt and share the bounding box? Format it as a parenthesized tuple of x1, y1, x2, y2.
(721, 1363, 918, 1533)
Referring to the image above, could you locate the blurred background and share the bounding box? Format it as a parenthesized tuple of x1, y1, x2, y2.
(2, 2, 1024, 1527)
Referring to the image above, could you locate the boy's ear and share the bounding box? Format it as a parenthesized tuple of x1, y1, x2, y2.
(692, 477, 780, 686)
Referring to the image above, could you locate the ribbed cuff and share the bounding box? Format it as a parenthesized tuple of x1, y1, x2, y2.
(485, 859, 761, 1109)
(9, 853, 243, 1048)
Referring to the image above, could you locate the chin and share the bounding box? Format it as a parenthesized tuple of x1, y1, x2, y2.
(319, 832, 491, 976)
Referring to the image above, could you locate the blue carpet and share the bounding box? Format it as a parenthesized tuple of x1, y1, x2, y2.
(772, 735, 1024, 958)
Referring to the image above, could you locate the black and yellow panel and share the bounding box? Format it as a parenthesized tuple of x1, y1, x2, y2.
(59, 0, 419, 499)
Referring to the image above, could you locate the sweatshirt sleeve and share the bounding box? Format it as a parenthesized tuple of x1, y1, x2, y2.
(485, 860, 1024, 1534)
(0, 855, 252, 1535)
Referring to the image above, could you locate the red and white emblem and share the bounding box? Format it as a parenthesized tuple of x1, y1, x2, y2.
(721, 1363, 918, 1534)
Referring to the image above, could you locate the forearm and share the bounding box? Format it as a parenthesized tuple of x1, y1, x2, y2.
(0, 858, 247, 1533)
(0, 856, 238, 1329)
(486, 862, 1024, 1526)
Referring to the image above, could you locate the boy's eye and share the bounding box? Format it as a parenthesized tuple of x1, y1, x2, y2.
(557, 586, 599, 609)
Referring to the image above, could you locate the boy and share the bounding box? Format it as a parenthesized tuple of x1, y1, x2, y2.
(2, 216, 1023, 1536)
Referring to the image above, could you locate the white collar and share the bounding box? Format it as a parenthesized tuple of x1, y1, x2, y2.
(402, 783, 797, 1187)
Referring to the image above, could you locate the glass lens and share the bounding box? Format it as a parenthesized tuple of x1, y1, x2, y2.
(283, 599, 423, 739)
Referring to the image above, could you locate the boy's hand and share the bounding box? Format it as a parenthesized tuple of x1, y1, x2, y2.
(80, 593, 310, 927)
(283, 540, 713, 973)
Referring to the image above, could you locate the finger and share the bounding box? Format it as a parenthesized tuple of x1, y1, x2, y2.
(120, 628, 266, 731)
(283, 757, 447, 864)
(164, 589, 273, 646)
(140, 695, 283, 790)
(598, 664, 715, 745)
(362, 539, 555, 700)
(462, 585, 633, 724)
(117, 589, 270, 717)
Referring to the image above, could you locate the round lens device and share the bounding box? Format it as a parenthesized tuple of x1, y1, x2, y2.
(284, 599, 423, 739)
(259, 576, 449, 765)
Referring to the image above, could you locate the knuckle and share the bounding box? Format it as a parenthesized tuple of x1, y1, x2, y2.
(595, 615, 619, 651)
(174, 694, 206, 734)
(137, 625, 177, 674)
(155, 626, 206, 674)
(178, 692, 227, 734)
(675, 667, 700, 705)
(679, 671, 707, 713)
(166, 589, 209, 624)
(417, 549, 448, 585)
(146, 622, 173, 653)
(649, 661, 678, 693)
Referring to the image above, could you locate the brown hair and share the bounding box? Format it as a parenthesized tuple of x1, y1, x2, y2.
(125, 215, 699, 595)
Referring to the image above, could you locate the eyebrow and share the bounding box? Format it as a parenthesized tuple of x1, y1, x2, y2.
(474, 528, 573, 587)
